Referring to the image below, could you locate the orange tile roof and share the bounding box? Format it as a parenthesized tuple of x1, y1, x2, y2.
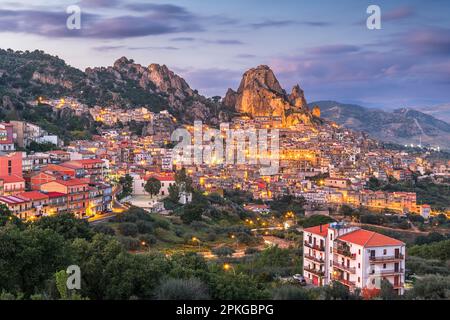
(51, 179, 89, 187)
(304, 224, 329, 237)
(338, 229, 404, 247)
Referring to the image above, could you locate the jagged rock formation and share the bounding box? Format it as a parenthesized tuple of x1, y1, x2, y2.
(223, 65, 313, 127)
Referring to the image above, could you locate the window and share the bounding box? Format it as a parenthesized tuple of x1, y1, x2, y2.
(358, 249, 361, 255)
(383, 249, 387, 255)
(358, 277, 361, 283)
(330, 234, 333, 240)
(383, 264, 386, 269)
(372, 279, 376, 285)
(358, 263, 361, 269)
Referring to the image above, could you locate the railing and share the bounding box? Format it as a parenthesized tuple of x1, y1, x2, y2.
(304, 254, 325, 264)
(304, 241, 325, 251)
(371, 268, 404, 276)
(333, 247, 356, 260)
(332, 276, 356, 287)
(332, 260, 356, 274)
(304, 266, 325, 277)
(369, 254, 404, 263)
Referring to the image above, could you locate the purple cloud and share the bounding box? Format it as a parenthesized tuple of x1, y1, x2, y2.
(0, 5, 203, 39)
(384, 6, 415, 22)
(306, 45, 360, 55)
(400, 28, 450, 56)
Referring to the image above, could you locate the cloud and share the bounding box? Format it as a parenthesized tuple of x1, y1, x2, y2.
(78, 0, 121, 8)
(171, 37, 196, 42)
(250, 19, 296, 29)
(250, 19, 332, 29)
(306, 45, 360, 55)
(384, 6, 415, 22)
(236, 54, 257, 59)
(400, 27, 450, 56)
(92, 45, 125, 51)
(128, 46, 179, 51)
(0, 4, 203, 39)
(205, 39, 244, 45)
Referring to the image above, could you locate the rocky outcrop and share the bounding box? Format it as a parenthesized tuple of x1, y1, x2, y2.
(224, 65, 314, 127)
(85, 57, 219, 124)
(32, 71, 73, 89)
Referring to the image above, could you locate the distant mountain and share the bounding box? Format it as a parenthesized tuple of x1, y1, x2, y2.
(311, 100, 450, 150)
(0, 49, 229, 127)
(415, 104, 450, 124)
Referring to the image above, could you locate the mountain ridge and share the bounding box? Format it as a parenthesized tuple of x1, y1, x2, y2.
(312, 100, 450, 150)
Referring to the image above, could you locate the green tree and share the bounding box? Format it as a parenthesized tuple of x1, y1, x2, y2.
(33, 212, 92, 240)
(145, 177, 161, 198)
(0, 225, 72, 297)
(208, 272, 268, 300)
(168, 184, 180, 203)
(181, 204, 203, 224)
(405, 275, 450, 300)
(118, 174, 133, 199)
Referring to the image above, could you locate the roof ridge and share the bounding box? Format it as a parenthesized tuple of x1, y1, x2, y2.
(364, 231, 377, 247)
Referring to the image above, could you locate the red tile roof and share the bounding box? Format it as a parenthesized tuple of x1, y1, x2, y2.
(0, 174, 25, 183)
(337, 229, 404, 247)
(17, 191, 49, 201)
(304, 224, 329, 237)
(45, 192, 67, 198)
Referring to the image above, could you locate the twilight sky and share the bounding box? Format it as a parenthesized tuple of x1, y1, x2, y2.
(1, 0, 450, 109)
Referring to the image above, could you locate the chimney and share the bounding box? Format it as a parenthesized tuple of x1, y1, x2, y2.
(319, 224, 322, 233)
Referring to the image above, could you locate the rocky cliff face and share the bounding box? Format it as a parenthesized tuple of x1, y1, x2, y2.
(84, 57, 225, 124)
(223, 65, 313, 127)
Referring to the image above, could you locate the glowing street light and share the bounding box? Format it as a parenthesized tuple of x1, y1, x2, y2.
(223, 263, 236, 275)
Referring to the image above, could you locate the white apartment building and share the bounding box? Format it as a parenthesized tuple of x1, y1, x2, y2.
(303, 222, 405, 296)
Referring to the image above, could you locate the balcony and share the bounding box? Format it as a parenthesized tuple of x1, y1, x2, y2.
(369, 254, 404, 263)
(304, 241, 325, 252)
(371, 268, 404, 276)
(333, 247, 356, 260)
(304, 253, 325, 264)
(304, 266, 325, 277)
(332, 276, 356, 288)
(332, 260, 356, 274)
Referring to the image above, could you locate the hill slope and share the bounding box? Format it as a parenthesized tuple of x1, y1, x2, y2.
(312, 100, 450, 150)
(0, 49, 228, 127)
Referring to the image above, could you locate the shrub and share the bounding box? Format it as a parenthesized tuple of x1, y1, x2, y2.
(272, 285, 312, 300)
(119, 236, 141, 251)
(118, 223, 139, 237)
(92, 224, 115, 236)
(136, 220, 154, 234)
(155, 278, 210, 300)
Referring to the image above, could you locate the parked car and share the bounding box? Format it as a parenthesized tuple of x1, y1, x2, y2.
(293, 274, 307, 286)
